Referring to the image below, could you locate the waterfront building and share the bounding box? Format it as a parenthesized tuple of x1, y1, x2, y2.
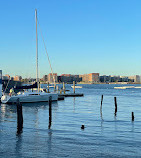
(134, 75, 140, 83)
(89, 73, 99, 83)
(14, 75, 22, 81)
(119, 76, 129, 82)
(43, 75, 48, 82)
(58, 74, 82, 83)
(110, 76, 121, 82)
(2, 76, 9, 80)
(48, 73, 57, 83)
(128, 76, 136, 82)
(2, 74, 11, 80)
(5, 74, 10, 79)
(82, 73, 99, 83)
(100, 75, 111, 83)
(73, 75, 82, 83)
(59, 74, 72, 83)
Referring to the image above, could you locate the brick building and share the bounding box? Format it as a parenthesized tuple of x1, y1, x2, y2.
(82, 73, 99, 83)
(48, 73, 57, 83)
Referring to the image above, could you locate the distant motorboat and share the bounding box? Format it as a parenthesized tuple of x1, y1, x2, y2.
(114, 87, 126, 89)
(71, 86, 82, 89)
(49, 86, 54, 88)
(134, 87, 141, 89)
(114, 86, 135, 89)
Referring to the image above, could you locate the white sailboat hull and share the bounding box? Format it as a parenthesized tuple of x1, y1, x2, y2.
(1, 92, 58, 104)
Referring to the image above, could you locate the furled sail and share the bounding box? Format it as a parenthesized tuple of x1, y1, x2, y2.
(14, 82, 38, 90)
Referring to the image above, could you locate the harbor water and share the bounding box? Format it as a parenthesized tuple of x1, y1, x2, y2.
(0, 84, 141, 157)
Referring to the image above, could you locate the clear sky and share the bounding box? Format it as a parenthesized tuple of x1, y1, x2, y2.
(0, 0, 141, 78)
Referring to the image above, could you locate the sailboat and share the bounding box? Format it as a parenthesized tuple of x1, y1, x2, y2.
(1, 10, 58, 104)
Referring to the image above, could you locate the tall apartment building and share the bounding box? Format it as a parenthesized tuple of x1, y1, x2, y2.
(5, 74, 10, 79)
(128, 75, 140, 83)
(43, 75, 48, 82)
(48, 73, 57, 83)
(82, 73, 99, 83)
(59, 74, 81, 83)
(100, 75, 111, 83)
(134, 75, 140, 83)
(14, 75, 22, 81)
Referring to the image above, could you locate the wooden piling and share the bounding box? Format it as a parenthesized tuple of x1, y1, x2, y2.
(54, 83, 56, 92)
(60, 88, 62, 94)
(101, 95, 103, 109)
(56, 85, 59, 93)
(38, 82, 40, 92)
(100, 95, 103, 120)
(47, 82, 49, 93)
(73, 81, 75, 94)
(114, 97, 117, 115)
(63, 82, 65, 94)
(16, 98, 23, 134)
(81, 125, 85, 130)
(48, 96, 52, 129)
(132, 112, 134, 121)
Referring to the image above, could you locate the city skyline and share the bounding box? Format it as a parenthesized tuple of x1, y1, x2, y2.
(2, 72, 141, 82)
(2, 71, 141, 81)
(1, 0, 141, 77)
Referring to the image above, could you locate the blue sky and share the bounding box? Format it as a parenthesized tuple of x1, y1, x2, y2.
(0, 0, 141, 78)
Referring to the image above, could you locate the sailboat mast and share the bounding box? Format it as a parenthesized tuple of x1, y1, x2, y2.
(35, 9, 39, 92)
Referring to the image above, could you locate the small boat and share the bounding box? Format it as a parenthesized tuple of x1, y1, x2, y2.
(114, 86, 135, 89)
(49, 86, 54, 88)
(114, 87, 126, 89)
(1, 10, 58, 104)
(71, 86, 82, 88)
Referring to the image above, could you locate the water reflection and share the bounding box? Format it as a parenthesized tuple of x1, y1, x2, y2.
(15, 134, 23, 157)
(73, 97, 76, 113)
(1, 84, 141, 157)
(100, 108, 103, 121)
(47, 130, 52, 157)
(131, 122, 134, 132)
(0, 103, 17, 121)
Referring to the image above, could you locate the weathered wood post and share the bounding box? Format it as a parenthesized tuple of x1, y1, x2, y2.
(63, 82, 65, 94)
(48, 96, 52, 129)
(114, 97, 117, 115)
(73, 81, 75, 94)
(56, 85, 59, 93)
(16, 98, 23, 134)
(100, 95, 103, 109)
(81, 125, 85, 130)
(54, 83, 56, 92)
(47, 82, 49, 93)
(132, 112, 134, 121)
(60, 88, 62, 94)
(38, 82, 40, 92)
(100, 95, 103, 119)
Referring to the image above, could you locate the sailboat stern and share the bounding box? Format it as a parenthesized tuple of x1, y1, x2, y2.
(1, 95, 11, 104)
(49, 93, 58, 101)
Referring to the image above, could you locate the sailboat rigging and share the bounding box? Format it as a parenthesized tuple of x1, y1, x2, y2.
(1, 9, 58, 104)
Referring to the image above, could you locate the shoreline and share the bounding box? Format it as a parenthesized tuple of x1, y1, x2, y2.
(23, 81, 141, 85)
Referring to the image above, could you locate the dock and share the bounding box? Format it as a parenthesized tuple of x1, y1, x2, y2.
(58, 95, 65, 100)
(57, 81, 84, 98)
(58, 93, 84, 97)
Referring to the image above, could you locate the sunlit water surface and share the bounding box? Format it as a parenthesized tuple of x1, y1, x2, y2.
(0, 84, 141, 158)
